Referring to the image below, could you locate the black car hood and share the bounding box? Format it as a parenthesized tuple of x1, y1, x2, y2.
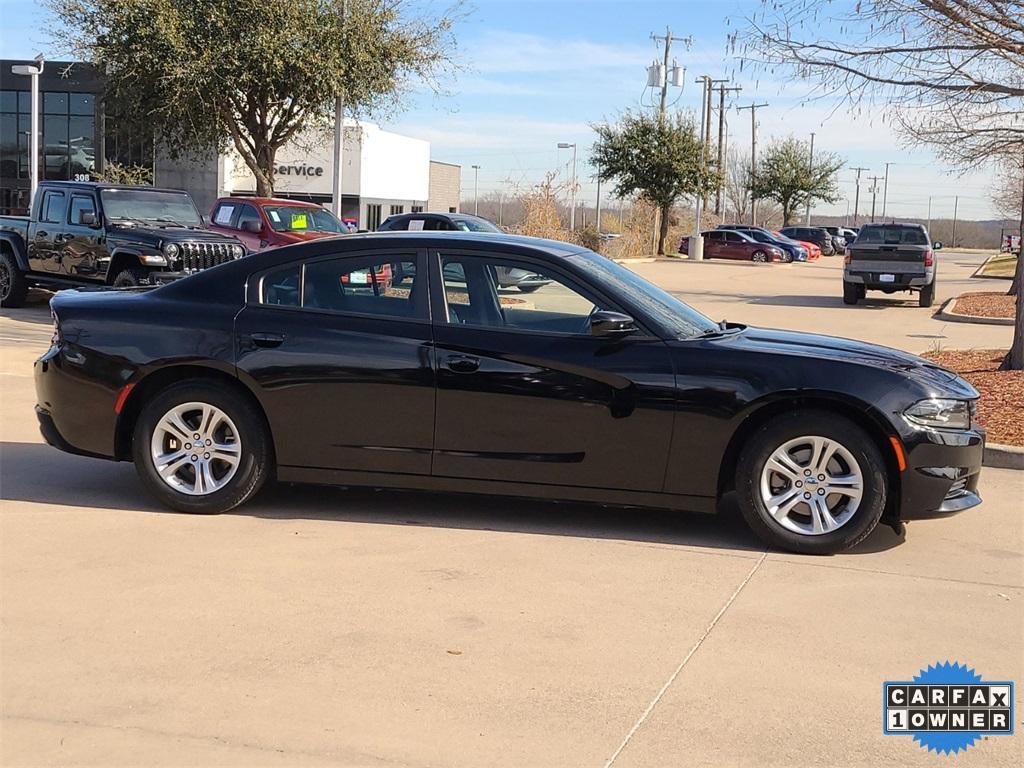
(720, 326, 977, 396)
(108, 221, 239, 244)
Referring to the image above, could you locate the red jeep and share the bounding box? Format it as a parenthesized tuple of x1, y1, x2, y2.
(208, 197, 349, 253)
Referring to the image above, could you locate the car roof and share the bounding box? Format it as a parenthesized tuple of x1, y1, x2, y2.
(41, 180, 192, 195)
(216, 196, 321, 207)
(860, 222, 925, 229)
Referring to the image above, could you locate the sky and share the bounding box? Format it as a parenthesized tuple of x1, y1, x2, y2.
(0, 0, 1002, 220)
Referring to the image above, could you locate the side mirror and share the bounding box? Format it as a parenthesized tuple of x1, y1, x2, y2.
(590, 310, 637, 338)
(80, 211, 97, 226)
(932, 241, 942, 250)
(242, 220, 262, 234)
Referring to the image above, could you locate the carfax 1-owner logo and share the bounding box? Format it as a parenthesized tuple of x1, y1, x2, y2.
(884, 661, 1015, 755)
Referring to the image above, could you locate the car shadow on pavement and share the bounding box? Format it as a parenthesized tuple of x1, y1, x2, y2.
(0, 440, 904, 556)
(0, 289, 55, 327)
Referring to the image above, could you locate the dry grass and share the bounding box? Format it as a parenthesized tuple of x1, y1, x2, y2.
(922, 349, 1023, 446)
(979, 252, 1017, 278)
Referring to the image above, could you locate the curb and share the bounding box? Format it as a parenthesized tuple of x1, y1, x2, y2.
(971, 252, 1014, 280)
(984, 442, 1024, 470)
(936, 297, 1014, 326)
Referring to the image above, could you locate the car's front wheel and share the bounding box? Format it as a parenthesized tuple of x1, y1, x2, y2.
(132, 380, 271, 513)
(735, 410, 887, 554)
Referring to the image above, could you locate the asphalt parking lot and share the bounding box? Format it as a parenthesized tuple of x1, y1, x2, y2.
(1, 250, 1021, 767)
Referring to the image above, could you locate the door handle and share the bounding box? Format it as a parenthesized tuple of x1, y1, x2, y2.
(248, 332, 285, 348)
(444, 354, 480, 373)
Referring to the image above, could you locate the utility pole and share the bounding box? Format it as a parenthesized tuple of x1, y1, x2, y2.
(650, 28, 688, 255)
(471, 165, 480, 216)
(926, 196, 932, 235)
(498, 191, 503, 227)
(804, 132, 815, 225)
(881, 162, 892, 220)
(851, 167, 868, 226)
(329, 0, 348, 219)
(714, 82, 741, 216)
(869, 175, 881, 222)
(952, 195, 959, 247)
(736, 103, 768, 226)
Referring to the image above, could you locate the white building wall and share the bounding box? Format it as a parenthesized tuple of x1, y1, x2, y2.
(357, 123, 430, 201)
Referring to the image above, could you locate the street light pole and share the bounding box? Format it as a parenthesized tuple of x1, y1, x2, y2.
(329, 0, 348, 221)
(471, 165, 480, 216)
(557, 142, 577, 230)
(595, 162, 602, 236)
(11, 55, 44, 206)
(804, 132, 815, 225)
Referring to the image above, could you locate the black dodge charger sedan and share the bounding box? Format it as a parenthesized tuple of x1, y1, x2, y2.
(34, 232, 984, 554)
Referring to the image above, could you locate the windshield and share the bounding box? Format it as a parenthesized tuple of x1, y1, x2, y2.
(568, 250, 718, 338)
(857, 225, 928, 245)
(451, 217, 501, 233)
(264, 205, 344, 233)
(100, 188, 201, 226)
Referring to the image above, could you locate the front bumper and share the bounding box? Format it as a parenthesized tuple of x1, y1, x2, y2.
(897, 425, 985, 519)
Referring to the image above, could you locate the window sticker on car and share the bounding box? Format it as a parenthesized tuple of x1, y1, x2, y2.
(349, 269, 369, 285)
(408, 219, 425, 231)
(268, 210, 281, 223)
(290, 213, 308, 230)
(214, 205, 235, 225)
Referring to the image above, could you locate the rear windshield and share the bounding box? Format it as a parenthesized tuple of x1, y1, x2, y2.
(857, 226, 928, 245)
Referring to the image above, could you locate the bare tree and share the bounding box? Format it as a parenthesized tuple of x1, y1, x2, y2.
(724, 149, 752, 222)
(739, 0, 1024, 369)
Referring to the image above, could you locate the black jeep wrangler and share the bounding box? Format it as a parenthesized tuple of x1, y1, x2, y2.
(0, 181, 246, 307)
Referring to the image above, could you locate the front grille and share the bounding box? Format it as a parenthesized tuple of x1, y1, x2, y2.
(179, 242, 236, 272)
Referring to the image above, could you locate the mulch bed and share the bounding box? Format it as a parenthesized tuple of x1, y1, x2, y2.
(953, 291, 1015, 319)
(922, 349, 1023, 446)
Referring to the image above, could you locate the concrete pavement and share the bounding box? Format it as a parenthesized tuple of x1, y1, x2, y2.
(1, 253, 1021, 767)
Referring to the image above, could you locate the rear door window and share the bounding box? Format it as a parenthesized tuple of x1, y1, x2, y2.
(302, 254, 425, 319)
(41, 190, 66, 223)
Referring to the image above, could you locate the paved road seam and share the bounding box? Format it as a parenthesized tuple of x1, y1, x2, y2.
(602, 550, 768, 767)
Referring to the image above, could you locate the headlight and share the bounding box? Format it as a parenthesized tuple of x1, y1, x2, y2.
(903, 398, 972, 430)
(139, 253, 168, 266)
(163, 242, 180, 258)
(231, 244, 245, 258)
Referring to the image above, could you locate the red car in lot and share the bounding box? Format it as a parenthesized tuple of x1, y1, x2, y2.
(680, 230, 788, 262)
(208, 197, 348, 253)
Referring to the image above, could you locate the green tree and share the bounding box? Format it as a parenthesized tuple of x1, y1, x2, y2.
(591, 111, 718, 256)
(749, 137, 843, 226)
(49, 0, 461, 196)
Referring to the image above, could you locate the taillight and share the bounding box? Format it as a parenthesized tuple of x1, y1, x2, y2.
(50, 309, 61, 347)
(924, 249, 933, 267)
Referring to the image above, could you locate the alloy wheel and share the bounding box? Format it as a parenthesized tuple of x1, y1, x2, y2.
(149, 401, 242, 495)
(758, 435, 863, 536)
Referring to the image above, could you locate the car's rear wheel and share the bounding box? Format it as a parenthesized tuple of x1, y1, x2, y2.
(751, 251, 768, 263)
(919, 281, 935, 307)
(0, 250, 29, 308)
(734, 410, 887, 554)
(842, 281, 860, 305)
(132, 380, 271, 514)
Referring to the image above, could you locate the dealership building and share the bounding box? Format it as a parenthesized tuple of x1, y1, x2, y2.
(0, 59, 461, 226)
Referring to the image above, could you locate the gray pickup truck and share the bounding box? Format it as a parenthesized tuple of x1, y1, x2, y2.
(842, 222, 940, 307)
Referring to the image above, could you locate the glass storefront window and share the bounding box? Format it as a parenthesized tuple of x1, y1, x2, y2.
(0, 90, 18, 112)
(43, 92, 68, 114)
(68, 115, 95, 176)
(69, 93, 94, 115)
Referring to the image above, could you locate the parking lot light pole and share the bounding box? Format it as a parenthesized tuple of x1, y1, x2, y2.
(557, 143, 577, 230)
(851, 167, 868, 226)
(11, 55, 44, 206)
(471, 165, 481, 216)
(881, 162, 892, 220)
(804, 132, 815, 225)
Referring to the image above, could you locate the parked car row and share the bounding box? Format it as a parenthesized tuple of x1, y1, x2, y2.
(0, 180, 521, 307)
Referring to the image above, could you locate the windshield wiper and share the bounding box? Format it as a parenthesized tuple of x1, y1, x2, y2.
(689, 320, 740, 340)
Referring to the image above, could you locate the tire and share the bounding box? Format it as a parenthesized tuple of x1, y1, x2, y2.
(751, 251, 768, 263)
(842, 281, 860, 305)
(112, 267, 149, 288)
(517, 284, 542, 293)
(0, 250, 29, 308)
(734, 410, 887, 555)
(132, 380, 272, 514)
(918, 281, 935, 307)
